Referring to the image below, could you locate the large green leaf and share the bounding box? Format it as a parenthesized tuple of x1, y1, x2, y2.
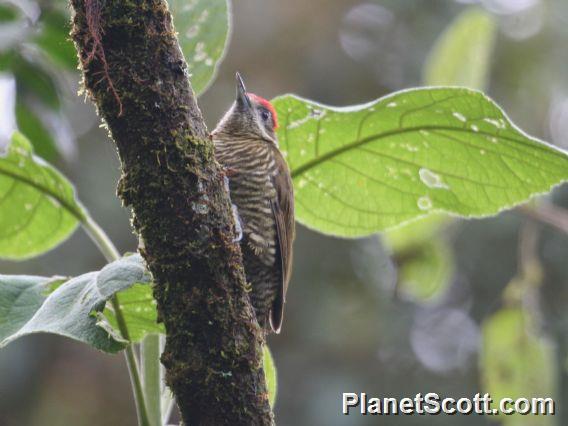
(0, 275, 64, 341)
(263, 345, 277, 408)
(274, 88, 568, 237)
(0, 255, 151, 353)
(0, 132, 85, 259)
(424, 8, 497, 90)
(169, 0, 230, 96)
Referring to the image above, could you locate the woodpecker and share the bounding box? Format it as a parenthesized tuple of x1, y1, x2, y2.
(212, 73, 295, 333)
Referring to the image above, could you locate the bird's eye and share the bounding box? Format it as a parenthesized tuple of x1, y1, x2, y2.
(260, 109, 271, 122)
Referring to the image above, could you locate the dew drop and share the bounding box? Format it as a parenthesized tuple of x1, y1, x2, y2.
(419, 168, 449, 189)
(417, 196, 433, 211)
(452, 112, 467, 122)
(483, 118, 506, 129)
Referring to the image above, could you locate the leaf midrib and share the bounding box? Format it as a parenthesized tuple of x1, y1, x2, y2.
(0, 165, 85, 222)
(290, 125, 568, 179)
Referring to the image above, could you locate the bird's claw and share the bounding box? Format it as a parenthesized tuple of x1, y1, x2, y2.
(223, 175, 231, 194)
(231, 203, 243, 242)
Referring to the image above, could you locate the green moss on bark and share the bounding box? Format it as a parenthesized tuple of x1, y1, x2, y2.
(70, 1, 273, 424)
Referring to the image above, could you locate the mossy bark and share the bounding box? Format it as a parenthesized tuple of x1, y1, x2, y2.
(69, 1, 273, 424)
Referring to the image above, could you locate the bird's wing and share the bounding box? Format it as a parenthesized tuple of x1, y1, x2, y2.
(269, 151, 295, 333)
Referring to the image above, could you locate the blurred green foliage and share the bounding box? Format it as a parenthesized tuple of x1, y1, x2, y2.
(482, 308, 555, 425)
(0, 2, 74, 160)
(424, 8, 496, 90)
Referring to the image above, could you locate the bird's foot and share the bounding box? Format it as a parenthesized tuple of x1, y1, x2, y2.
(223, 175, 231, 194)
(221, 167, 237, 194)
(231, 203, 243, 242)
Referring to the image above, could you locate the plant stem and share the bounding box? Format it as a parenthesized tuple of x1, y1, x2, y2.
(81, 214, 151, 426)
(141, 334, 162, 426)
(112, 296, 151, 426)
(82, 214, 121, 261)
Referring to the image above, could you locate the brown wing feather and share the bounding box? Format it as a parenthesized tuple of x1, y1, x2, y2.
(269, 150, 295, 333)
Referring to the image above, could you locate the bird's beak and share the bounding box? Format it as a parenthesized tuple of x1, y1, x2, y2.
(235, 72, 252, 110)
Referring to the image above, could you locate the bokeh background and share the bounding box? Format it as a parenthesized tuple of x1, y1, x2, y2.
(1, 0, 568, 425)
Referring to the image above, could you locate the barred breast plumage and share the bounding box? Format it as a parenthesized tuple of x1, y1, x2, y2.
(214, 135, 289, 331)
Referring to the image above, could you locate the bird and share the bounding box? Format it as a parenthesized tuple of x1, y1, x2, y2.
(212, 73, 295, 334)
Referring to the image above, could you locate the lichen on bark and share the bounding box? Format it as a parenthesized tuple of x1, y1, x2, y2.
(69, 0, 273, 424)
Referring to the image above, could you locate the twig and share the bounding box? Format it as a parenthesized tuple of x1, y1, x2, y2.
(518, 203, 568, 235)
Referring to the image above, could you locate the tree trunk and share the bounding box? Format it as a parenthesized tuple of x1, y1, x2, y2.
(69, 1, 273, 424)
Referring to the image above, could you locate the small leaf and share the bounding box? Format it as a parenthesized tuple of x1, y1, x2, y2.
(274, 88, 568, 237)
(34, 10, 77, 70)
(384, 213, 447, 252)
(393, 239, 453, 301)
(15, 101, 59, 161)
(169, 0, 230, 96)
(0, 4, 19, 22)
(0, 255, 151, 353)
(13, 56, 60, 110)
(0, 132, 85, 259)
(481, 308, 555, 425)
(424, 8, 497, 90)
(0, 51, 15, 71)
(104, 283, 164, 342)
(263, 345, 277, 408)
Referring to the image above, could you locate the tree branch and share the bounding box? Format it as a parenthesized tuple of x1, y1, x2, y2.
(518, 203, 568, 236)
(70, 1, 273, 424)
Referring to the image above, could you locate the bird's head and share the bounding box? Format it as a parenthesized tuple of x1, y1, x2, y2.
(213, 72, 279, 144)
